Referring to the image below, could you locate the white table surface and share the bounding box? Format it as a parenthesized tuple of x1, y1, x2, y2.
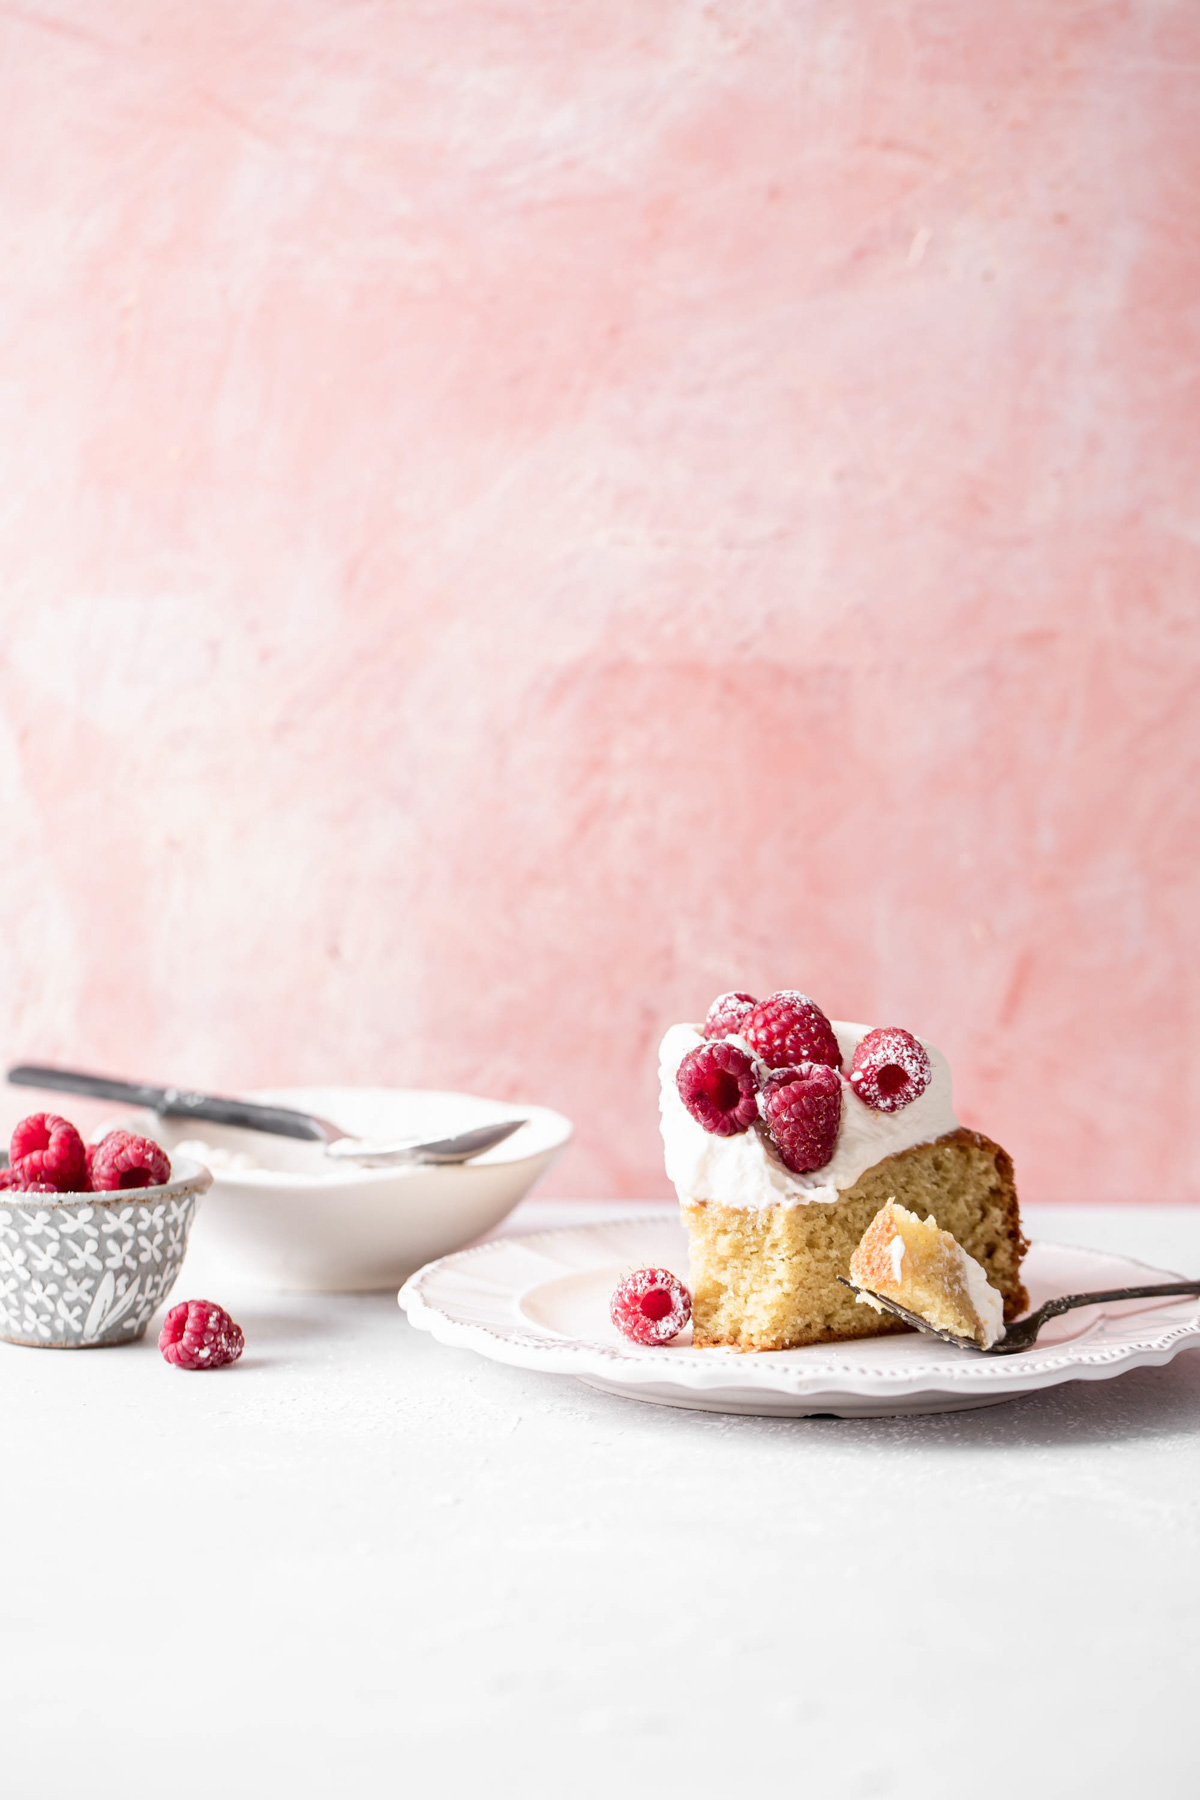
(3, 1200, 1198, 1799)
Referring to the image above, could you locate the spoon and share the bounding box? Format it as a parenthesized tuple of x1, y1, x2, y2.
(836, 1275, 1200, 1354)
(7, 1064, 528, 1168)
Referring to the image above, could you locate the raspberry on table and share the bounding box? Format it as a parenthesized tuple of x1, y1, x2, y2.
(849, 1027, 932, 1113)
(703, 991, 757, 1039)
(610, 1268, 692, 1345)
(9, 1113, 89, 1192)
(742, 992, 841, 1071)
(676, 1040, 760, 1136)
(88, 1130, 171, 1192)
(159, 1299, 245, 1370)
(761, 1063, 843, 1172)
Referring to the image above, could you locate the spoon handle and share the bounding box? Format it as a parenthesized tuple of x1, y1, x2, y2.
(9, 1063, 172, 1111)
(7, 1064, 329, 1142)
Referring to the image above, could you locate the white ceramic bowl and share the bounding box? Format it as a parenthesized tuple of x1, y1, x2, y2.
(118, 1087, 573, 1293)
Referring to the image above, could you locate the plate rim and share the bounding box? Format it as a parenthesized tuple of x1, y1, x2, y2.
(399, 1210, 1200, 1401)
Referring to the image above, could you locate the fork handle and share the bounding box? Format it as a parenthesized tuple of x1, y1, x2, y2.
(1028, 1281, 1200, 1326)
(998, 1280, 1200, 1350)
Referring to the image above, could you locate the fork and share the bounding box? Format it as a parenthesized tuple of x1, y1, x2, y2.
(836, 1276, 1200, 1354)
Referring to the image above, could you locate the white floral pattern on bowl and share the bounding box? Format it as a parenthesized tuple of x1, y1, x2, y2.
(0, 1155, 211, 1348)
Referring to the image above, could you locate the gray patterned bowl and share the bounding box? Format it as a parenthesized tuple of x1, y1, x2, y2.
(0, 1154, 212, 1348)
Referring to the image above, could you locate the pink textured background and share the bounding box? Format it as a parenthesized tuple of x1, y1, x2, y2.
(0, 2, 1197, 1202)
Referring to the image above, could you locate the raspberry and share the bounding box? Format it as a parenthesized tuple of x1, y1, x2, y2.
(88, 1130, 170, 1192)
(610, 1268, 691, 1345)
(703, 991, 757, 1039)
(159, 1299, 245, 1370)
(676, 1040, 759, 1136)
(9, 1113, 88, 1192)
(0, 1170, 60, 1193)
(742, 991, 841, 1071)
(849, 1027, 932, 1113)
(761, 1063, 842, 1172)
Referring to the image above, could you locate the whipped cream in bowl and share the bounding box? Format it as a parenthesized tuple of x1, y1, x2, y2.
(659, 1021, 959, 1209)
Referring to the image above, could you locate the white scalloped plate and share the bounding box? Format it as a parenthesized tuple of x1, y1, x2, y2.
(398, 1211, 1200, 1417)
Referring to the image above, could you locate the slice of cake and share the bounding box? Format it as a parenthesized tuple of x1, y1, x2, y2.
(848, 1200, 1006, 1349)
(661, 988, 1028, 1351)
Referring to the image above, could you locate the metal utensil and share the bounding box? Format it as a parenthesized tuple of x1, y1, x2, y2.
(7, 1064, 528, 1168)
(837, 1275, 1200, 1354)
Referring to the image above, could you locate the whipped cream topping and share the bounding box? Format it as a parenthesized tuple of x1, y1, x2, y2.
(958, 1243, 1006, 1348)
(659, 1020, 959, 1210)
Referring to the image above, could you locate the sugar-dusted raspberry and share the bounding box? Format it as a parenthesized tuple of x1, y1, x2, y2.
(0, 1170, 60, 1194)
(9, 1113, 88, 1192)
(676, 1040, 760, 1136)
(742, 991, 841, 1071)
(88, 1130, 171, 1192)
(159, 1299, 245, 1370)
(761, 1063, 842, 1172)
(610, 1268, 691, 1345)
(703, 991, 757, 1039)
(849, 1027, 932, 1113)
